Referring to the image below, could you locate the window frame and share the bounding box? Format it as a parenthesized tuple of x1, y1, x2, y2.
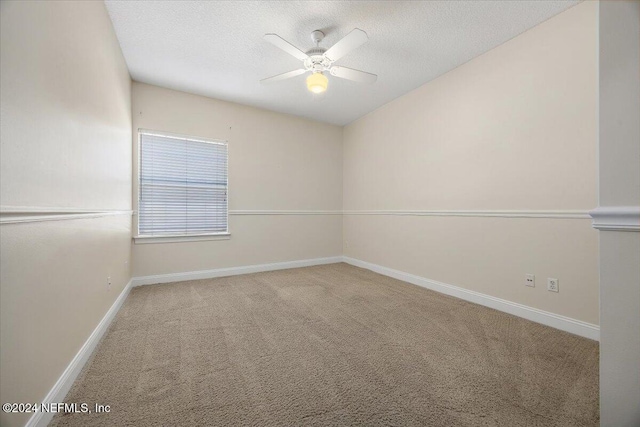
(133, 129, 230, 244)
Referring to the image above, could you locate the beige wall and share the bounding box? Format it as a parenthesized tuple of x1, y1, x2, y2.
(343, 1, 599, 324)
(131, 83, 343, 276)
(0, 1, 132, 426)
(0, 2, 608, 425)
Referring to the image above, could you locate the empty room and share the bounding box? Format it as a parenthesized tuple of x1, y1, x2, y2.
(1, 0, 639, 426)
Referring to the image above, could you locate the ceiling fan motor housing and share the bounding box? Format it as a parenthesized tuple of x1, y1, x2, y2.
(304, 48, 331, 73)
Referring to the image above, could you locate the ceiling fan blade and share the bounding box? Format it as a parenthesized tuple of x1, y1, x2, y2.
(264, 34, 309, 61)
(260, 69, 307, 84)
(324, 28, 369, 62)
(330, 66, 377, 84)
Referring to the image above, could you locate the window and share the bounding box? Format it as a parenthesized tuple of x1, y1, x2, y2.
(137, 130, 228, 240)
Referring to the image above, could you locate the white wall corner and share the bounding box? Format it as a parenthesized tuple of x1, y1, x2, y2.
(589, 206, 640, 231)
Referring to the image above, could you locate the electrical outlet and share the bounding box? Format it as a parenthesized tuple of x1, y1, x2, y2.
(525, 274, 535, 287)
(547, 278, 559, 292)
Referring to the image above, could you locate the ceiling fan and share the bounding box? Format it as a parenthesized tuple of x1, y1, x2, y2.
(260, 28, 377, 94)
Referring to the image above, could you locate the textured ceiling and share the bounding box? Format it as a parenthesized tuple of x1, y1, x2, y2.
(104, 1, 579, 126)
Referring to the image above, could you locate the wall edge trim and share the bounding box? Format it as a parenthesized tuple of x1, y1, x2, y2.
(589, 206, 640, 231)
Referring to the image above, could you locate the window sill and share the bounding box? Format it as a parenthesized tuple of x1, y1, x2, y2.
(133, 233, 231, 244)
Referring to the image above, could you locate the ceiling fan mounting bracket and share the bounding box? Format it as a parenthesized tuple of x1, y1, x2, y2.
(311, 30, 325, 45)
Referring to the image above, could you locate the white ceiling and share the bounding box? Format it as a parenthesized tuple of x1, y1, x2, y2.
(105, 0, 579, 126)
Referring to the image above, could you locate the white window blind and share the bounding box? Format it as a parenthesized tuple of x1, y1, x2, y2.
(138, 131, 228, 236)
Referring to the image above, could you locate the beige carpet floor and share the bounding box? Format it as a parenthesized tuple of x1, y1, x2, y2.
(52, 263, 599, 426)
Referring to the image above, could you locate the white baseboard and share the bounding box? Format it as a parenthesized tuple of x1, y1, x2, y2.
(131, 256, 344, 287)
(342, 256, 600, 341)
(25, 257, 341, 427)
(24, 255, 597, 427)
(25, 279, 133, 427)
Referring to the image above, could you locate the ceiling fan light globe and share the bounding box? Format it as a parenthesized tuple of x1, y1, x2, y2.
(306, 72, 328, 94)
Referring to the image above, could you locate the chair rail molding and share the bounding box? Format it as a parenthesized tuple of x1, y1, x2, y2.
(589, 206, 640, 231)
(343, 209, 591, 219)
(0, 206, 133, 224)
(229, 210, 342, 215)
